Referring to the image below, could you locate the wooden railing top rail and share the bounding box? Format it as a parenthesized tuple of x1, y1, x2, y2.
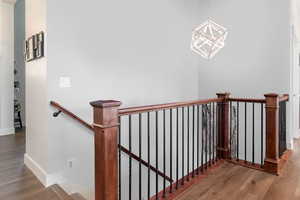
(118, 98, 222, 116)
(50, 101, 94, 131)
(228, 97, 266, 103)
(279, 94, 289, 102)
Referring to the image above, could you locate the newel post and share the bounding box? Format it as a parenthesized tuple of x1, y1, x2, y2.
(264, 94, 279, 175)
(90, 100, 122, 200)
(216, 92, 231, 159)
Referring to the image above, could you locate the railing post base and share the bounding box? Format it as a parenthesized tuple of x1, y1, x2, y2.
(90, 100, 121, 200)
(264, 158, 279, 175)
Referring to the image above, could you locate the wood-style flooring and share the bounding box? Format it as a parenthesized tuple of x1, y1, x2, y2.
(0, 130, 84, 200)
(175, 139, 300, 200)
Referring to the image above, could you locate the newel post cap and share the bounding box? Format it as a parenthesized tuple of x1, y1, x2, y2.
(216, 92, 231, 98)
(90, 100, 122, 108)
(264, 93, 279, 98)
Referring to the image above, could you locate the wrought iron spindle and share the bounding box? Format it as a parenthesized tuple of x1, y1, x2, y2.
(182, 107, 185, 185)
(209, 103, 212, 166)
(213, 103, 215, 163)
(170, 109, 173, 193)
(245, 103, 247, 163)
(197, 105, 200, 173)
(230, 101, 232, 158)
(139, 114, 142, 200)
(163, 110, 166, 197)
(118, 117, 122, 200)
(176, 108, 179, 189)
(147, 112, 151, 199)
(261, 103, 263, 167)
(187, 106, 190, 181)
(155, 111, 158, 200)
(192, 105, 195, 177)
(237, 102, 240, 161)
(252, 104, 255, 164)
(129, 115, 132, 200)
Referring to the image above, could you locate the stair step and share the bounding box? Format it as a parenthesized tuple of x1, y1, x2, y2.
(70, 193, 86, 200)
(30, 186, 65, 200)
(49, 184, 73, 200)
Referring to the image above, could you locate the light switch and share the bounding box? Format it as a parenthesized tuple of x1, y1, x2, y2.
(59, 77, 71, 88)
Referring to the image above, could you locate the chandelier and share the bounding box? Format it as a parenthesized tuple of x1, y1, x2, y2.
(191, 19, 228, 59)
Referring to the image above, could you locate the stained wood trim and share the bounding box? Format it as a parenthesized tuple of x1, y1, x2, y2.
(228, 98, 266, 103)
(119, 145, 173, 183)
(118, 98, 223, 116)
(149, 160, 224, 200)
(279, 94, 289, 102)
(50, 101, 94, 131)
(226, 159, 265, 172)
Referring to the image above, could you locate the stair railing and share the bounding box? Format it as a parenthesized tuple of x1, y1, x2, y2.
(50, 92, 290, 200)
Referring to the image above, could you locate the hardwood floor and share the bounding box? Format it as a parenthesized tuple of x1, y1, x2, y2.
(175, 139, 300, 200)
(0, 130, 84, 200)
(2, 130, 300, 200)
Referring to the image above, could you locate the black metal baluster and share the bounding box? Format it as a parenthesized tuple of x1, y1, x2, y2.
(213, 103, 215, 163)
(192, 105, 195, 177)
(201, 105, 204, 171)
(129, 115, 132, 200)
(216, 104, 219, 161)
(237, 102, 240, 161)
(252, 103, 255, 164)
(182, 107, 185, 185)
(206, 104, 208, 170)
(170, 109, 173, 193)
(139, 114, 142, 200)
(229, 101, 232, 159)
(155, 111, 158, 200)
(147, 112, 150, 199)
(245, 103, 247, 163)
(163, 110, 166, 198)
(209, 103, 212, 166)
(187, 106, 190, 181)
(176, 107, 179, 189)
(261, 103, 263, 167)
(197, 105, 200, 173)
(118, 117, 121, 200)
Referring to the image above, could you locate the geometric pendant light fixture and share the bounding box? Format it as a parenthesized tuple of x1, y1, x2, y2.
(191, 19, 228, 59)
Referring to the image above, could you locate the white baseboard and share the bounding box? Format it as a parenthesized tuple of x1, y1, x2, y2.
(24, 154, 65, 187)
(0, 127, 15, 136)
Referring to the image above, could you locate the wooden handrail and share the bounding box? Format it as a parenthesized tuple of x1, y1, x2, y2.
(279, 94, 289, 102)
(50, 100, 173, 183)
(118, 98, 223, 116)
(50, 101, 94, 131)
(228, 97, 266, 103)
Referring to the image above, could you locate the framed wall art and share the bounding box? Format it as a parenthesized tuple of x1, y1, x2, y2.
(25, 31, 45, 62)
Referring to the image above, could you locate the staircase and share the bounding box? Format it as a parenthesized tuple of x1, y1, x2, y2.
(30, 184, 85, 200)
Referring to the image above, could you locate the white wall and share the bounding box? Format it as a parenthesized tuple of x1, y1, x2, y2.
(24, 0, 49, 184)
(0, 0, 15, 135)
